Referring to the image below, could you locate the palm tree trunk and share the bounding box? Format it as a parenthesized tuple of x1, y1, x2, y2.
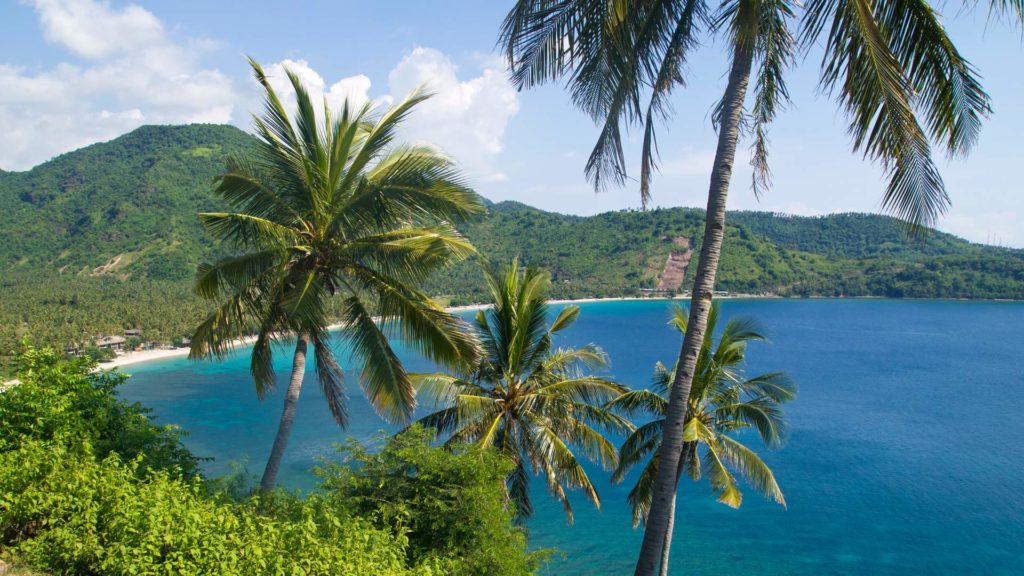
(659, 484, 677, 576)
(658, 446, 689, 576)
(258, 334, 308, 493)
(634, 41, 755, 576)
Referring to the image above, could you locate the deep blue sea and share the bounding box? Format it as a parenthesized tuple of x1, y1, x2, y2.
(119, 299, 1024, 575)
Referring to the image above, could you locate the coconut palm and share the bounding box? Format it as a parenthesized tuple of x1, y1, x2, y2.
(189, 58, 484, 493)
(501, 2, 1018, 572)
(413, 259, 631, 522)
(607, 302, 794, 575)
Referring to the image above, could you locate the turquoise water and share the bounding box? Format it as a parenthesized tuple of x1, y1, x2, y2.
(120, 299, 1024, 575)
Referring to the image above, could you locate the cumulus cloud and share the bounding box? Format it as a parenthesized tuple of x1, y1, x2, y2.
(0, 0, 236, 170)
(259, 60, 381, 117)
(3, 2, 518, 181)
(387, 48, 519, 175)
(257, 48, 519, 182)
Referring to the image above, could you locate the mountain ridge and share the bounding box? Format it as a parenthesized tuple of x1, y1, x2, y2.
(2, 124, 1022, 371)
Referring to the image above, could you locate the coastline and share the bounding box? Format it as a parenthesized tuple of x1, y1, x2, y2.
(94, 294, 772, 371)
(14, 292, 1016, 375)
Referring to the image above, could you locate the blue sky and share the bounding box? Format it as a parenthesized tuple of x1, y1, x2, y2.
(1, 0, 1022, 246)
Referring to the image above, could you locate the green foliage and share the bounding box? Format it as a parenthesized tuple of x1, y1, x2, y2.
(0, 349, 541, 575)
(81, 346, 115, 363)
(0, 124, 251, 278)
(317, 426, 544, 576)
(190, 60, 484, 428)
(416, 260, 631, 522)
(0, 347, 199, 477)
(188, 61, 487, 494)
(607, 303, 795, 524)
(0, 442, 420, 576)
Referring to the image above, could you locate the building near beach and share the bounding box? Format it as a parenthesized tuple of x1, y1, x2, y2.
(96, 336, 125, 351)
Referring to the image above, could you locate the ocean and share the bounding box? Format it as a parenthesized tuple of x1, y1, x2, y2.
(119, 299, 1024, 575)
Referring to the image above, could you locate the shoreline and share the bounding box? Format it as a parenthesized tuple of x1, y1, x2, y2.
(93, 294, 765, 370)
(91, 291, 1019, 371)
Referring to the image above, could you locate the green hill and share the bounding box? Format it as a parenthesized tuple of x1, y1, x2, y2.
(2, 124, 1023, 371)
(0, 124, 253, 280)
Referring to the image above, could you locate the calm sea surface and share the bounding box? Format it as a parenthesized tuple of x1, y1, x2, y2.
(120, 299, 1024, 575)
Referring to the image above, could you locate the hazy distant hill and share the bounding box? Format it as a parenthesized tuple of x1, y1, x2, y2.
(2, 124, 1023, 370)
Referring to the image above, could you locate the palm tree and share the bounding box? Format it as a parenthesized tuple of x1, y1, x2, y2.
(608, 303, 794, 576)
(501, 2, 1018, 572)
(189, 58, 484, 493)
(413, 259, 631, 522)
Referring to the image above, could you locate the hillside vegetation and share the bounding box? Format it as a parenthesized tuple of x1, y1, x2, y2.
(2, 124, 1023, 371)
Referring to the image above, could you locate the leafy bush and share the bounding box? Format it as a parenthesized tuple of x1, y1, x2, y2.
(318, 426, 546, 576)
(0, 347, 198, 477)
(81, 346, 116, 363)
(0, 441, 421, 576)
(0, 350, 542, 575)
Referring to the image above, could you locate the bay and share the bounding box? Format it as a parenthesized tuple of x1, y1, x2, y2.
(119, 299, 1024, 575)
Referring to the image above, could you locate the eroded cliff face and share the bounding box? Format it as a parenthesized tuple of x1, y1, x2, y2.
(656, 237, 693, 292)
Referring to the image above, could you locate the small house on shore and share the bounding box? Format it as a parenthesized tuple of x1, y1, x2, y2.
(96, 336, 125, 351)
(125, 329, 142, 338)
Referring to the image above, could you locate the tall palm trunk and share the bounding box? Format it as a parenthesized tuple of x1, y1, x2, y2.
(259, 334, 309, 493)
(634, 41, 755, 576)
(659, 491, 676, 576)
(658, 446, 690, 576)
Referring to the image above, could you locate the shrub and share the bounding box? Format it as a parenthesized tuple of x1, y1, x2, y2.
(318, 426, 547, 576)
(0, 441, 421, 576)
(0, 347, 199, 477)
(0, 349, 542, 575)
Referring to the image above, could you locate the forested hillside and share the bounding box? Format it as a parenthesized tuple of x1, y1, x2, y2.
(0, 124, 253, 280)
(2, 124, 1023, 372)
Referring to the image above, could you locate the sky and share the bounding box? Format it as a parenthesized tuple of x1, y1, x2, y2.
(1, 0, 1022, 247)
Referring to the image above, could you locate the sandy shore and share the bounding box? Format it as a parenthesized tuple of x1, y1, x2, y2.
(96, 294, 775, 370)
(99, 347, 199, 369)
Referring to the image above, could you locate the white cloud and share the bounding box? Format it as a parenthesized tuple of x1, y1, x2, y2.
(3, 3, 518, 180)
(30, 0, 163, 60)
(261, 60, 382, 117)
(0, 0, 236, 170)
(258, 48, 519, 182)
(386, 47, 518, 179)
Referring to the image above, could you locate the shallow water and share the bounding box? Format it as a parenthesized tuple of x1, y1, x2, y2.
(120, 299, 1024, 575)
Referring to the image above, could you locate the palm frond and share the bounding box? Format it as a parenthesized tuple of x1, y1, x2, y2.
(199, 213, 298, 250)
(534, 376, 627, 405)
(550, 305, 581, 332)
(702, 437, 744, 508)
(351, 266, 481, 370)
(507, 452, 534, 520)
(341, 88, 434, 193)
(626, 451, 660, 527)
(311, 329, 347, 427)
(803, 0, 948, 229)
(194, 251, 281, 300)
(341, 296, 415, 423)
(715, 433, 786, 506)
(613, 419, 665, 484)
(605, 389, 669, 417)
(411, 373, 481, 407)
(714, 397, 790, 447)
(537, 345, 610, 375)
